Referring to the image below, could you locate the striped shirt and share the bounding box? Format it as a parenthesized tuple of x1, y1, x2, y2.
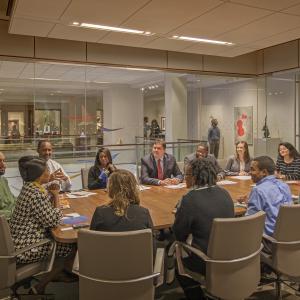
(276, 156, 300, 180)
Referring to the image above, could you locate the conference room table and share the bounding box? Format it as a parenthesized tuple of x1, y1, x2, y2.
(52, 177, 300, 243)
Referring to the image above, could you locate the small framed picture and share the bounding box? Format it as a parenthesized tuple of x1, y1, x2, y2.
(161, 117, 166, 131)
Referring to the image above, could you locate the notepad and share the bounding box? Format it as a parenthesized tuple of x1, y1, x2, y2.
(231, 176, 251, 180)
(217, 180, 237, 186)
(66, 191, 97, 198)
(61, 215, 88, 225)
(164, 183, 186, 189)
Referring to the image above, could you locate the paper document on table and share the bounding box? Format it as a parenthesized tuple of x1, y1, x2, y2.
(138, 185, 151, 191)
(231, 176, 251, 180)
(234, 202, 247, 208)
(164, 183, 186, 189)
(217, 180, 237, 186)
(66, 191, 97, 198)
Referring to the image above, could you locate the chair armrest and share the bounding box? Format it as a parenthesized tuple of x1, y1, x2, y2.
(14, 239, 52, 257)
(153, 248, 164, 287)
(178, 241, 263, 264)
(263, 234, 277, 244)
(179, 242, 210, 262)
(263, 234, 300, 245)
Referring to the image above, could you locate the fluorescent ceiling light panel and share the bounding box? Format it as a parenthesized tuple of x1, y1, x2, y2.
(72, 22, 154, 36)
(172, 35, 233, 45)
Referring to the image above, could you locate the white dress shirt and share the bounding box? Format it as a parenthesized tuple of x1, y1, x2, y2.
(46, 159, 71, 192)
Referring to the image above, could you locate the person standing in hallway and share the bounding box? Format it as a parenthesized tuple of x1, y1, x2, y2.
(208, 118, 220, 159)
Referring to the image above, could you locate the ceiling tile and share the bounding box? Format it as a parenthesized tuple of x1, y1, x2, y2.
(230, 0, 300, 11)
(282, 3, 300, 15)
(248, 28, 300, 48)
(123, 0, 223, 34)
(216, 46, 257, 57)
(140, 37, 192, 51)
(216, 12, 300, 44)
(9, 17, 54, 36)
(60, 0, 149, 26)
(98, 32, 157, 47)
(173, 2, 272, 38)
(13, 0, 71, 21)
(49, 24, 107, 42)
(183, 43, 229, 55)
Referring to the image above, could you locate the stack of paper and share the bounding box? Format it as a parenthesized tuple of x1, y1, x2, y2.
(164, 183, 186, 189)
(217, 180, 237, 186)
(66, 191, 97, 198)
(138, 185, 151, 191)
(230, 175, 251, 180)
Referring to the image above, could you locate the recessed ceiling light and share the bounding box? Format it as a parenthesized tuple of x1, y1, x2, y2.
(72, 22, 154, 36)
(171, 35, 234, 46)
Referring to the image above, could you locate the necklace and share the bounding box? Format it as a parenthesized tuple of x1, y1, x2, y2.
(32, 181, 47, 194)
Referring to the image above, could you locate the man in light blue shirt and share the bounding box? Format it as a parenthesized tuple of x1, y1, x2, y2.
(244, 156, 292, 236)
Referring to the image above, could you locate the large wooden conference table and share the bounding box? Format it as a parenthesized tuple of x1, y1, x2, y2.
(52, 178, 300, 243)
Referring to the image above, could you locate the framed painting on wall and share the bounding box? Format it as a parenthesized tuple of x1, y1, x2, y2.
(234, 106, 253, 145)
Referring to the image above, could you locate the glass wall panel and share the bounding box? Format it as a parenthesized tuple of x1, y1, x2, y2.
(263, 71, 297, 159)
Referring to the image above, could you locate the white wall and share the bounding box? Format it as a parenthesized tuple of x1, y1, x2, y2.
(165, 75, 187, 142)
(201, 79, 258, 159)
(103, 86, 143, 144)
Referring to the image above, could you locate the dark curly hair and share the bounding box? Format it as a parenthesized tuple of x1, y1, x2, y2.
(278, 142, 300, 159)
(191, 158, 217, 187)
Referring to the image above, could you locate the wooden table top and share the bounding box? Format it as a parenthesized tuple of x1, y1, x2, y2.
(52, 178, 300, 243)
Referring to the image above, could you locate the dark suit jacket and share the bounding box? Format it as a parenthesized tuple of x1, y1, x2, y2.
(140, 153, 183, 185)
(183, 153, 225, 178)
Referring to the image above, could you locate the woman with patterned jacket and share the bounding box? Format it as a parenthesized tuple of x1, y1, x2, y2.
(9, 156, 75, 294)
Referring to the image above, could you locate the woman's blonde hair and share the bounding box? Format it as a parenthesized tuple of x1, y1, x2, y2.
(108, 169, 140, 217)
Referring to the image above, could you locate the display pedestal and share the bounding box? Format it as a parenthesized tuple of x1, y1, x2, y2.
(254, 138, 281, 159)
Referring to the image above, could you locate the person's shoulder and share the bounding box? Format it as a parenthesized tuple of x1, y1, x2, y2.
(141, 154, 152, 161)
(185, 153, 195, 161)
(227, 155, 235, 161)
(165, 153, 176, 160)
(94, 205, 112, 214)
(130, 204, 149, 213)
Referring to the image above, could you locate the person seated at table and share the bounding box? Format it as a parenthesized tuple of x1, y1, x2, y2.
(184, 142, 225, 180)
(90, 169, 154, 233)
(238, 156, 292, 237)
(224, 141, 252, 176)
(0, 151, 16, 219)
(88, 147, 116, 190)
(141, 139, 183, 186)
(9, 156, 75, 295)
(275, 142, 300, 180)
(173, 158, 234, 300)
(37, 139, 71, 191)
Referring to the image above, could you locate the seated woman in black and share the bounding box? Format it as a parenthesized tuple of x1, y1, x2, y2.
(88, 147, 116, 189)
(276, 142, 300, 180)
(90, 169, 154, 233)
(173, 158, 234, 300)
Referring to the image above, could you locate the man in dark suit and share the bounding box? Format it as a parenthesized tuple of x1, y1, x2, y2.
(141, 139, 183, 185)
(184, 142, 225, 180)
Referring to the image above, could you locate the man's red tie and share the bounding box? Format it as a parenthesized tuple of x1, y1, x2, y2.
(157, 159, 163, 180)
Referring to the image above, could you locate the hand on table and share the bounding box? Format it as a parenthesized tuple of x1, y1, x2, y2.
(238, 171, 248, 176)
(237, 194, 248, 204)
